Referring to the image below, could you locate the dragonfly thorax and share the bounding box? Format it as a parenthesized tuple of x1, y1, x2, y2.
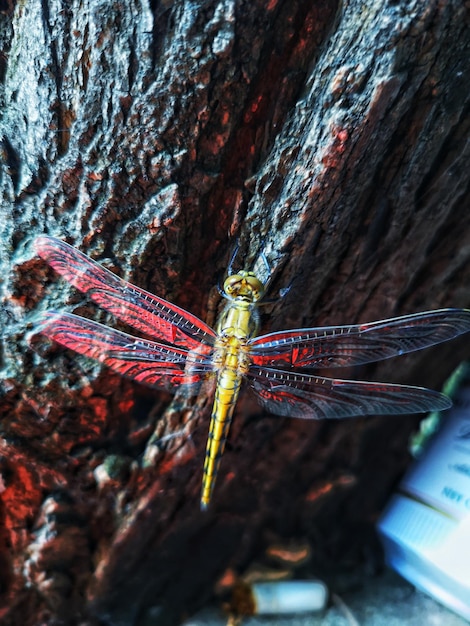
(216, 298, 259, 339)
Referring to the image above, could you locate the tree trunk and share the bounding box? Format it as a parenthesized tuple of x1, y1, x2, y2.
(1, 0, 469, 624)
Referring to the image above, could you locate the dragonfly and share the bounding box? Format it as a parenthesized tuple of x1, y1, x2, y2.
(34, 236, 470, 509)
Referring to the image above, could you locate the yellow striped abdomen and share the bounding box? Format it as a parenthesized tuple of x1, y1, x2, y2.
(201, 363, 242, 510)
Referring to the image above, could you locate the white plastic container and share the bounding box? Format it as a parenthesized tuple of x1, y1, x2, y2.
(378, 384, 470, 620)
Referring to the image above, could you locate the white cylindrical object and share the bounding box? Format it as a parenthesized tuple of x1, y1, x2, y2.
(251, 581, 328, 615)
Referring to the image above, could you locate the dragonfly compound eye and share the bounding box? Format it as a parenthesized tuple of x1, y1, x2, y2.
(243, 273, 265, 301)
(223, 274, 244, 296)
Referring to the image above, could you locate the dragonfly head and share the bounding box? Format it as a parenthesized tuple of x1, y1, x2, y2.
(223, 271, 265, 302)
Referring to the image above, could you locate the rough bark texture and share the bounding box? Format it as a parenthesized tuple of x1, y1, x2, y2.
(0, 0, 469, 624)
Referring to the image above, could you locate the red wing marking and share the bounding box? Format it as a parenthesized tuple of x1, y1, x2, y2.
(39, 311, 214, 392)
(247, 367, 451, 419)
(249, 309, 470, 369)
(35, 236, 216, 349)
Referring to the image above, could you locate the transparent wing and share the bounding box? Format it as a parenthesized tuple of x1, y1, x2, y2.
(35, 236, 216, 349)
(38, 311, 214, 393)
(249, 309, 470, 369)
(247, 367, 451, 419)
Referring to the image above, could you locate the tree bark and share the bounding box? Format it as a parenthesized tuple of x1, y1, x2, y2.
(1, 0, 469, 624)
